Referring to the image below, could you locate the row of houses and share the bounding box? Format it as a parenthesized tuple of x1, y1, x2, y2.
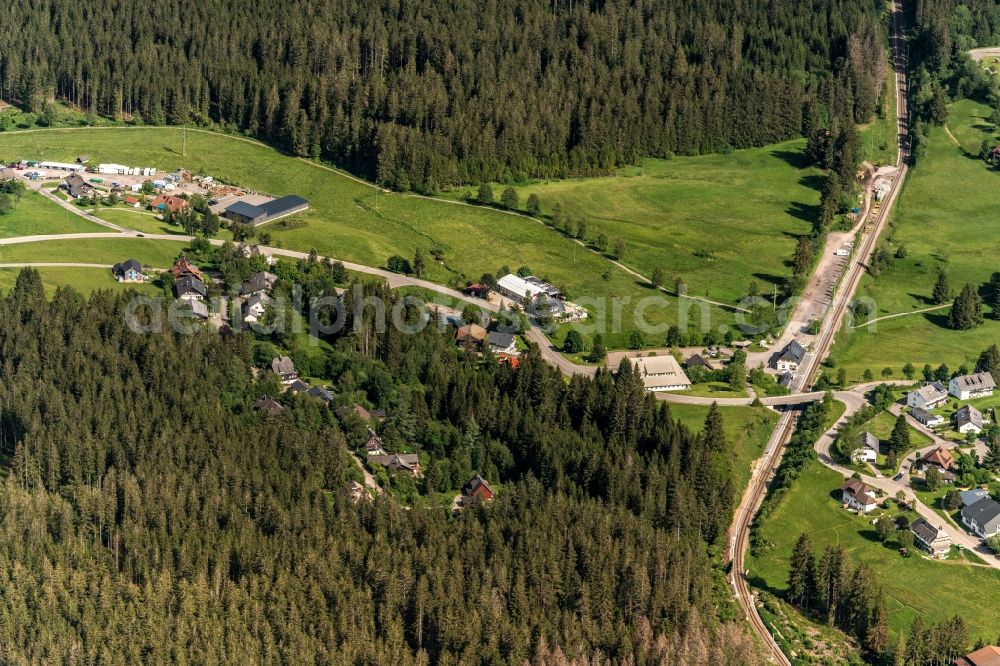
(907, 373, 996, 409)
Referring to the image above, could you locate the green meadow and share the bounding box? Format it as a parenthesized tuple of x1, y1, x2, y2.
(0, 189, 108, 237)
(0, 238, 186, 267)
(441, 138, 824, 307)
(0, 266, 159, 296)
(831, 99, 1000, 379)
(749, 459, 1000, 643)
(0, 126, 738, 349)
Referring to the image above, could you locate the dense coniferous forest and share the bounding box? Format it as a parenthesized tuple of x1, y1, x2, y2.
(0, 269, 762, 664)
(0, 0, 887, 189)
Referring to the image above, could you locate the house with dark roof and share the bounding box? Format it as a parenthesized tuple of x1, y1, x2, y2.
(955, 645, 1000, 666)
(910, 406, 944, 428)
(463, 474, 494, 501)
(252, 397, 284, 415)
(240, 271, 278, 296)
(778, 371, 794, 388)
(961, 496, 1000, 538)
(841, 478, 878, 513)
(774, 339, 807, 372)
(487, 331, 516, 354)
(270, 356, 298, 384)
(909, 518, 951, 558)
(907, 381, 948, 410)
(949, 372, 996, 400)
(225, 200, 267, 225)
(287, 378, 310, 394)
(307, 386, 335, 403)
(685, 353, 721, 372)
(174, 274, 206, 301)
(242, 292, 270, 324)
(364, 430, 387, 456)
(953, 404, 985, 434)
(62, 173, 93, 198)
(368, 453, 422, 477)
(112, 258, 147, 283)
(852, 432, 880, 464)
(961, 488, 989, 507)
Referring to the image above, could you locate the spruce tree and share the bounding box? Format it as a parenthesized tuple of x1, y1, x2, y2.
(888, 413, 911, 455)
(932, 271, 950, 304)
(949, 284, 984, 330)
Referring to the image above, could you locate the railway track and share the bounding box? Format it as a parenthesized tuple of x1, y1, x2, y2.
(728, 0, 910, 660)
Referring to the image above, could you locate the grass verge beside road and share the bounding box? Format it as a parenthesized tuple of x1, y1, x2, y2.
(0, 190, 108, 237)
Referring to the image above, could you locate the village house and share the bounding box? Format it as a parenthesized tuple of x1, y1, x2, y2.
(169, 258, 204, 281)
(270, 356, 298, 384)
(364, 429, 387, 456)
(62, 173, 93, 198)
(111, 258, 147, 283)
(242, 292, 270, 324)
(774, 339, 807, 373)
(953, 404, 985, 434)
(240, 243, 277, 266)
(287, 378, 310, 394)
(487, 331, 517, 355)
(956, 645, 1000, 666)
(909, 518, 952, 559)
(369, 453, 422, 477)
(840, 478, 878, 513)
(496, 273, 551, 302)
(252, 397, 284, 415)
(778, 371, 794, 388)
(456, 323, 487, 348)
(961, 496, 1000, 538)
(464, 474, 495, 501)
(949, 372, 996, 400)
(174, 274, 206, 301)
(919, 446, 955, 473)
(685, 353, 721, 372)
(852, 431, 880, 464)
(240, 271, 278, 297)
(151, 193, 189, 215)
(906, 381, 948, 410)
(307, 386, 335, 403)
(336, 404, 368, 419)
(910, 406, 944, 428)
(631, 355, 692, 392)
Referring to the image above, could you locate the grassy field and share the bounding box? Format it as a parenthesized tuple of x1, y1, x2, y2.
(831, 99, 1000, 379)
(749, 458, 1000, 643)
(440, 138, 824, 307)
(0, 126, 737, 350)
(859, 68, 899, 168)
(0, 266, 159, 296)
(0, 190, 108, 237)
(669, 403, 778, 493)
(0, 238, 186, 267)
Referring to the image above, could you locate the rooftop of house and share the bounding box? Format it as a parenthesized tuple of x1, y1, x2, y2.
(909, 406, 939, 422)
(252, 397, 284, 414)
(922, 446, 955, 470)
(910, 381, 947, 401)
(951, 372, 996, 391)
(777, 339, 807, 363)
(464, 474, 493, 496)
(956, 645, 1000, 666)
(112, 258, 143, 275)
(271, 355, 296, 376)
(456, 323, 487, 342)
(841, 478, 875, 499)
(174, 274, 206, 296)
(859, 431, 879, 450)
(954, 404, 984, 428)
(962, 496, 1000, 526)
(910, 517, 947, 544)
(487, 331, 515, 348)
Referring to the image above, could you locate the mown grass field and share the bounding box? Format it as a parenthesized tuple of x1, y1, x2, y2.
(669, 403, 777, 493)
(748, 459, 1000, 643)
(0, 126, 736, 350)
(0, 190, 108, 237)
(831, 99, 1000, 379)
(440, 138, 824, 307)
(859, 71, 899, 168)
(0, 238, 186, 267)
(0, 266, 159, 296)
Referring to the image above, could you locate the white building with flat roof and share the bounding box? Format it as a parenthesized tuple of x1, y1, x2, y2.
(38, 161, 84, 172)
